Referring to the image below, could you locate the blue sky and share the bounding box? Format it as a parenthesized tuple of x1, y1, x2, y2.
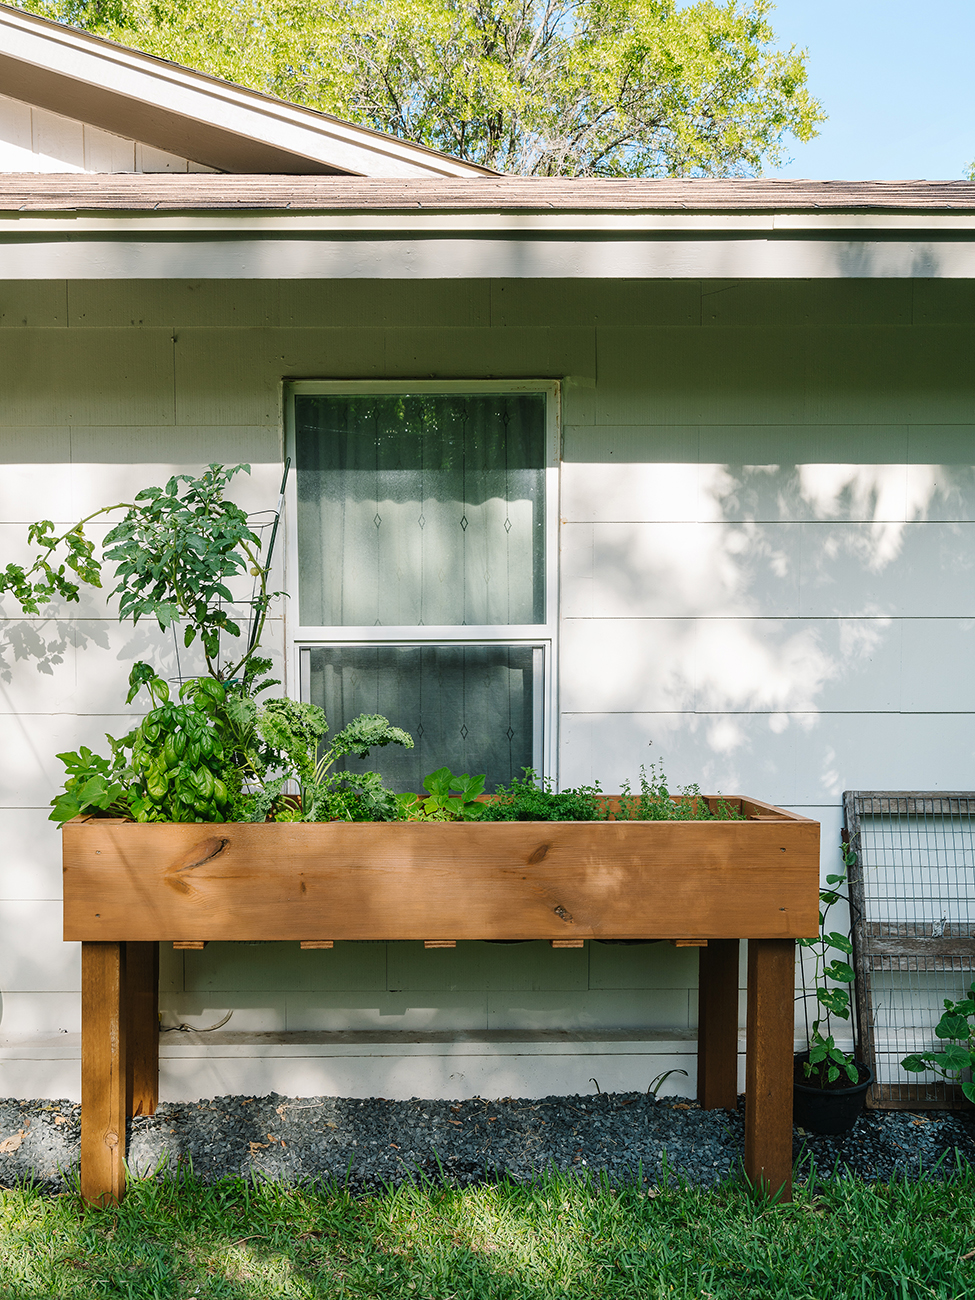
(766, 0, 975, 180)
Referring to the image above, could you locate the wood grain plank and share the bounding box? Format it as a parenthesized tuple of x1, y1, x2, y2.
(744, 938, 796, 1203)
(697, 939, 739, 1111)
(63, 815, 820, 943)
(125, 942, 158, 1119)
(81, 942, 126, 1207)
(863, 937, 975, 957)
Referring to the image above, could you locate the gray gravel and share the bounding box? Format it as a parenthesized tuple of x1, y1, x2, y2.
(1, 1092, 973, 1194)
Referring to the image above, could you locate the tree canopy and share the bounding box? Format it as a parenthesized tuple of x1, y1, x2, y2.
(14, 0, 824, 176)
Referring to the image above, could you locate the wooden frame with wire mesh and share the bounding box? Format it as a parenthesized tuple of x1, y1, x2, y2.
(844, 791, 975, 1110)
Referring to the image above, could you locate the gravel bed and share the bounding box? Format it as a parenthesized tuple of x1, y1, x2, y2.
(1, 1092, 974, 1195)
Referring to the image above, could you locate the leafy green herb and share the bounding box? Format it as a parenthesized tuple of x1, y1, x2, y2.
(34, 466, 414, 826)
(477, 769, 608, 822)
(49, 744, 133, 825)
(397, 767, 487, 820)
(617, 761, 743, 821)
(478, 759, 742, 824)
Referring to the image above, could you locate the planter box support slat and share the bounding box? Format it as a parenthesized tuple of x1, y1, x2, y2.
(125, 941, 159, 1120)
(697, 938, 740, 1111)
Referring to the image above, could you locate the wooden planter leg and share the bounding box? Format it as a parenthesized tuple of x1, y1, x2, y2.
(697, 939, 739, 1110)
(126, 942, 159, 1118)
(744, 938, 795, 1203)
(81, 941, 127, 1207)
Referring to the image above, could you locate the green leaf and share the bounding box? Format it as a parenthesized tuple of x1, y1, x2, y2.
(816, 987, 850, 1017)
(900, 1054, 930, 1073)
(823, 931, 853, 954)
(935, 1012, 971, 1041)
(126, 661, 167, 705)
(934, 1044, 973, 1072)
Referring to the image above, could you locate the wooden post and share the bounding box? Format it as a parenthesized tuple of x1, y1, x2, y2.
(744, 938, 795, 1202)
(81, 942, 127, 1207)
(125, 942, 159, 1118)
(697, 938, 739, 1110)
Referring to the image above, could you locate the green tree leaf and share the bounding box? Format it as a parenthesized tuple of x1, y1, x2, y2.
(10, 0, 824, 177)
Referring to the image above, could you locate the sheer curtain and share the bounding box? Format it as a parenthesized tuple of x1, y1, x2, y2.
(296, 393, 545, 627)
(295, 391, 547, 792)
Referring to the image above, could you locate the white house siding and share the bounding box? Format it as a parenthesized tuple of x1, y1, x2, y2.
(0, 92, 217, 173)
(1, 275, 973, 1099)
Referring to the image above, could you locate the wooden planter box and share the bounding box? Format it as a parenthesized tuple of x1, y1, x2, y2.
(63, 796, 819, 1204)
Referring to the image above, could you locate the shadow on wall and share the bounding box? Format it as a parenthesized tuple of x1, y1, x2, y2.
(561, 455, 975, 797)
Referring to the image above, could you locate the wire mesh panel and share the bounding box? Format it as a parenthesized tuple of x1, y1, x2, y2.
(845, 792, 975, 1109)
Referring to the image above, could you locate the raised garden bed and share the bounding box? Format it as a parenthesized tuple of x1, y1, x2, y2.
(63, 797, 819, 1206)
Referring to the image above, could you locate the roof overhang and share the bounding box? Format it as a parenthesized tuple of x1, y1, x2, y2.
(2, 176, 975, 279)
(0, 4, 492, 177)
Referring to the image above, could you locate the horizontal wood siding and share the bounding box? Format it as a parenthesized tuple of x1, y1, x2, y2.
(0, 277, 972, 1079)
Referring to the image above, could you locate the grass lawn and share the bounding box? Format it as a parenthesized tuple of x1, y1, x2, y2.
(1, 1163, 974, 1299)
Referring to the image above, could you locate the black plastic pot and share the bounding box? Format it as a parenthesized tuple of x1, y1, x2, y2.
(793, 1057, 874, 1135)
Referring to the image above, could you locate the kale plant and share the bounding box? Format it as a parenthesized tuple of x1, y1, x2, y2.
(239, 698, 413, 823)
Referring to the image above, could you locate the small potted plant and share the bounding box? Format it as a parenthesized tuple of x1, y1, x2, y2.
(793, 840, 874, 1135)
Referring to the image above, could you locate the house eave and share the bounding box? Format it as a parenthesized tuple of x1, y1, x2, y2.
(2, 177, 975, 280)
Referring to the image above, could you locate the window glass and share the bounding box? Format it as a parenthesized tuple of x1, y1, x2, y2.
(295, 393, 546, 627)
(306, 644, 537, 792)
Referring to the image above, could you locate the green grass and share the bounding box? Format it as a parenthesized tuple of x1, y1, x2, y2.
(2, 1163, 975, 1299)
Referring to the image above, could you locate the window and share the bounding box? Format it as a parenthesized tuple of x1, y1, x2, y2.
(287, 382, 558, 791)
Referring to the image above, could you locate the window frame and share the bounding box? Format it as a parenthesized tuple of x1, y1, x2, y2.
(284, 379, 561, 784)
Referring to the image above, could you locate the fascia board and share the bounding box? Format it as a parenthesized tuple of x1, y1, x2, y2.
(4, 211, 975, 234)
(3, 236, 975, 279)
(770, 213, 975, 231)
(0, 6, 489, 178)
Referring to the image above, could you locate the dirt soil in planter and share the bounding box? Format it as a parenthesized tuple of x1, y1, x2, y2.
(2, 1092, 975, 1194)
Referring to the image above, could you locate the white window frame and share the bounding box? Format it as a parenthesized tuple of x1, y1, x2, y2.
(284, 378, 561, 784)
